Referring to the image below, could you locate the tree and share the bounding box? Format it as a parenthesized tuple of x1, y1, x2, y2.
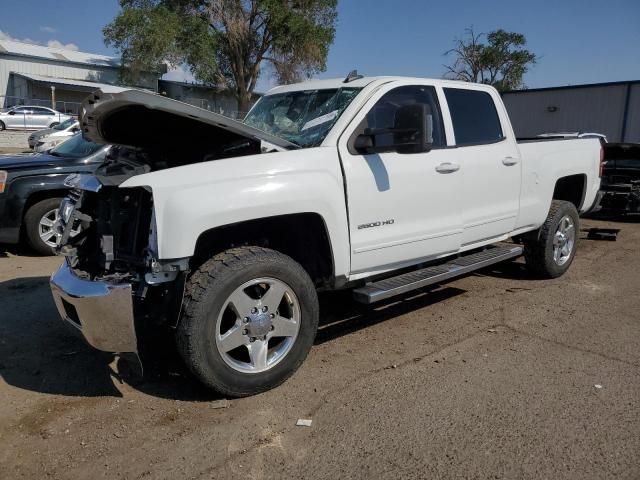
(444, 28, 537, 92)
(104, 0, 338, 112)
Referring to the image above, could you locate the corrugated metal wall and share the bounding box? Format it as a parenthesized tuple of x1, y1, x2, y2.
(503, 82, 639, 143)
(624, 84, 640, 143)
(0, 54, 158, 105)
(0, 55, 120, 97)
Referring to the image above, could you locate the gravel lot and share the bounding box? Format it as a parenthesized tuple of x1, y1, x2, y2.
(0, 130, 30, 153)
(0, 216, 638, 479)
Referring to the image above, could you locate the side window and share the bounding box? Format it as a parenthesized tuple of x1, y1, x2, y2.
(444, 88, 504, 146)
(32, 107, 54, 116)
(351, 85, 445, 152)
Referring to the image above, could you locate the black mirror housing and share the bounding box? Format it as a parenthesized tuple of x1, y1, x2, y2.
(354, 134, 375, 154)
(353, 103, 432, 155)
(393, 103, 431, 154)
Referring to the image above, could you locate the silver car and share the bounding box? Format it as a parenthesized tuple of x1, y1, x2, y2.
(0, 106, 73, 131)
(29, 118, 80, 148)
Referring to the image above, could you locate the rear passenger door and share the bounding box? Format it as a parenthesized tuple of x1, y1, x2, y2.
(442, 87, 521, 246)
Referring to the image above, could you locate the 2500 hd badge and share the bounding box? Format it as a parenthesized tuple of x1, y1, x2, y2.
(358, 219, 395, 229)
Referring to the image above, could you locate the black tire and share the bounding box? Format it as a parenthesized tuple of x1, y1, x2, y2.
(176, 246, 319, 397)
(24, 197, 62, 256)
(0, 121, 5, 131)
(523, 200, 579, 278)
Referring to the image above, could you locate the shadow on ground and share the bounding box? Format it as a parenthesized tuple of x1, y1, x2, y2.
(0, 242, 42, 258)
(0, 276, 468, 402)
(1, 256, 541, 401)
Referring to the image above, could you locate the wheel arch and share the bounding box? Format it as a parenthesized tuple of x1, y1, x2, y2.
(191, 212, 336, 288)
(552, 174, 587, 211)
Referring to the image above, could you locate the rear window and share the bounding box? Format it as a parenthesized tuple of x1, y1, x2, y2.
(444, 88, 504, 146)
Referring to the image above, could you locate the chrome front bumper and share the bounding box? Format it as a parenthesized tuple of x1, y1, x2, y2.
(50, 261, 138, 354)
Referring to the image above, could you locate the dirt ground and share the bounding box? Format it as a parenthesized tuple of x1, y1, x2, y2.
(0, 216, 638, 479)
(0, 131, 30, 153)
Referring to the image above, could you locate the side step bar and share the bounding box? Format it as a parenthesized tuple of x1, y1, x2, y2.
(352, 245, 523, 304)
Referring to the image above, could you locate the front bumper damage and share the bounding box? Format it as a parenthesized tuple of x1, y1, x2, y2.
(50, 261, 138, 354)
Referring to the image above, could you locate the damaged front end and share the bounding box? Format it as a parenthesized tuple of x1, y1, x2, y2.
(50, 169, 188, 359)
(49, 86, 297, 360)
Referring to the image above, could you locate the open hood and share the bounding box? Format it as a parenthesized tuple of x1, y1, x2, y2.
(80, 87, 298, 152)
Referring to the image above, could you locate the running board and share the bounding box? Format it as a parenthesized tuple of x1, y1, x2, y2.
(352, 245, 523, 304)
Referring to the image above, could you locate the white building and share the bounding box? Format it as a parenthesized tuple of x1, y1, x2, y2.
(0, 38, 160, 114)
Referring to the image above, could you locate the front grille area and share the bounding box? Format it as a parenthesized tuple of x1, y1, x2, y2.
(63, 186, 153, 278)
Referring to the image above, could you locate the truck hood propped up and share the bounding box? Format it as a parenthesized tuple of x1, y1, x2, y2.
(80, 87, 299, 152)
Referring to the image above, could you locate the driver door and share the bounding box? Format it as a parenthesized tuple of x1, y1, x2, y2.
(6, 107, 27, 129)
(338, 84, 463, 276)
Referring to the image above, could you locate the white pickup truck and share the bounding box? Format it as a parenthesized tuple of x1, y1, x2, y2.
(50, 75, 602, 396)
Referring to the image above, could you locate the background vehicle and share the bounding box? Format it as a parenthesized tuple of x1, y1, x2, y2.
(51, 78, 602, 397)
(596, 142, 640, 213)
(29, 118, 80, 149)
(0, 106, 73, 131)
(537, 131, 608, 142)
(0, 134, 110, 254)
(33, 123, 81, 153)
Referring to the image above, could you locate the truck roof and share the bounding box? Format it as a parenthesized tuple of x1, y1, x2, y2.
(265, 76, 482, 95)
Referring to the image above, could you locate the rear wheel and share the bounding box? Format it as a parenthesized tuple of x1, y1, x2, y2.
(523, 200, 579, 278)
(176, 246, 319, 397)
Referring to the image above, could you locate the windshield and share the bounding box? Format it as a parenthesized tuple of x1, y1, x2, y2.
(243, 87, 362, 148)
(54, 118, 77, 131)
(50, 133, 104, 158)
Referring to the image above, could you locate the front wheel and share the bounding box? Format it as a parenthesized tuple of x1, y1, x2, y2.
(0, 121, 5, 131)
(176, 246, 319, 397)
(523, 200, 579, 278)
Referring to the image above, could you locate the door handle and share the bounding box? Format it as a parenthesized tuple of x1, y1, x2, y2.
(502, 157, 519, 166)
(435, 162, 460, 174)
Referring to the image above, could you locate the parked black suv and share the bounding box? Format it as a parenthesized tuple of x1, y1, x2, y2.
(0, 134, 110, 254)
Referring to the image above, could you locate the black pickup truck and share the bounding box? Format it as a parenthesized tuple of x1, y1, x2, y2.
(0, 134, 110, 254)
(598, 143, 640, 214)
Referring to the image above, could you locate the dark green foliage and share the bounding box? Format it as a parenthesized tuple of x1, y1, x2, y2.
(104, 0, 338, 111)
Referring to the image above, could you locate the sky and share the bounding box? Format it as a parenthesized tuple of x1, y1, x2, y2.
(1, 0, 639, 92)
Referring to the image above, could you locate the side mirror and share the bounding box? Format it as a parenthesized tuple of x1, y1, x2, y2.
(8, 111, 15, 116)
(353, 103, 432, 155)
(354, 134, 375, 154)
(392, 103, 431, 154)
(71, 127, 79, 133)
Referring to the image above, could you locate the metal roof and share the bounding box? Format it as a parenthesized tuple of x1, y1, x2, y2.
(0, 38, 119, 68)
(12, 72, 122, 92)
(503, 79, 640, 95)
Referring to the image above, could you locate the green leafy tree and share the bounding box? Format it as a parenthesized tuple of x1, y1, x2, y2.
(444, 27, 537, 92)
(104, 0, 338, 112)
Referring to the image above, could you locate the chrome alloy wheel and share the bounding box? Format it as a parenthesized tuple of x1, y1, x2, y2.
(39, 208, 81, 248)
(215, 277, 301, 374)
(553, 215, 575, 266)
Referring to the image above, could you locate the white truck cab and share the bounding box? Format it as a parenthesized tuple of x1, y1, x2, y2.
(50, 75, 602, 396)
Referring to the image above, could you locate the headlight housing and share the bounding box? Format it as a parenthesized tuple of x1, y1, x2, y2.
(0, 170, 7, 193)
